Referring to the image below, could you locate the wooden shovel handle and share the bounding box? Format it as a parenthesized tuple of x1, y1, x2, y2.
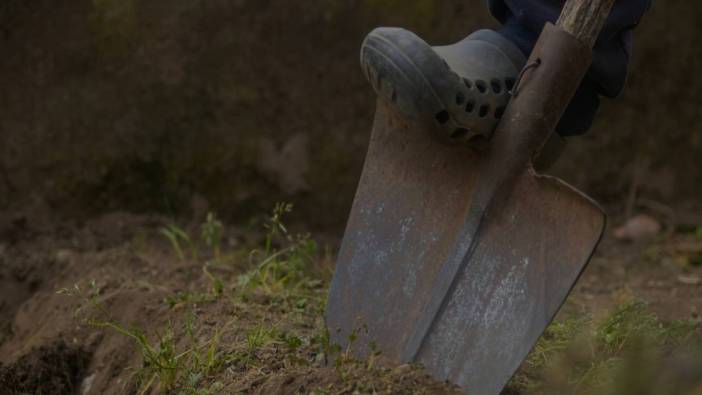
(557, 0, 616, 48)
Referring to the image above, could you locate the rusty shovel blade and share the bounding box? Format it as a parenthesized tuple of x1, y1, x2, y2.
(326, 23, 605, 395)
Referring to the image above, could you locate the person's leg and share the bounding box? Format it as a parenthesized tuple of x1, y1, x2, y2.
(489, 0, 652, 136)
(359, 0, 651, 153)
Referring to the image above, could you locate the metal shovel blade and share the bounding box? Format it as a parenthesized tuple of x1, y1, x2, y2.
(325, 100, 605, 395)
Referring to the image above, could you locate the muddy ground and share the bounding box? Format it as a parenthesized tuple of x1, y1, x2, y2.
(1, 203, 702, 394)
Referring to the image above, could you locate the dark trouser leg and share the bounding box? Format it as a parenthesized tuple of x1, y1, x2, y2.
(488, 0, 652, 136)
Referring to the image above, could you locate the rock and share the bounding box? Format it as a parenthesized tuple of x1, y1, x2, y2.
(613, 214, 662, 241)
(55, 249, 74, 265)
(81, 373, 96, 395)
(677, 275, 701, 286)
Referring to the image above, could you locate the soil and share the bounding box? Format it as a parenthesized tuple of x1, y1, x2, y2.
(0, 341, 90, 395)
(1, 205, 701, 394)
(1, 3, 701, 394)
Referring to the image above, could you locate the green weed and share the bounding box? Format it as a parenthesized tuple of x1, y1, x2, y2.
(237, 203, 321, 299)
(58, 205, 406, 394)
(160, 212, 226, 264)
(58, 281, 229, 394)
(201, 212, 224, 262)
(160, 224, 198, 263)
(202, 263, 224, 298)
(59, 282, 187, 392)
(160, 212, 234, 300)
(163, 292, 209, 309)
(508, 299, 702, 394)
(246, 325, 276, 352)
(184, 315, 226, 378)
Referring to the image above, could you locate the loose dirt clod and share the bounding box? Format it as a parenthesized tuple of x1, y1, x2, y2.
(613, 214, 662, 241)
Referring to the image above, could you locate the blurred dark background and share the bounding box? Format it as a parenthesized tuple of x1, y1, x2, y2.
(1, 0, 700, 230)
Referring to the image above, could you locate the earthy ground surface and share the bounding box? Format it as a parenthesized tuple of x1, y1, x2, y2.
(1, 203, 702, 395)
(2, 2, 701, 395)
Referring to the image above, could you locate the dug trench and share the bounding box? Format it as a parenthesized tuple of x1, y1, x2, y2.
(1, 205, 702, 394)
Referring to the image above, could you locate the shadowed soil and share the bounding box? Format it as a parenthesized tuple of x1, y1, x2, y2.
(0, 341, 91, 395)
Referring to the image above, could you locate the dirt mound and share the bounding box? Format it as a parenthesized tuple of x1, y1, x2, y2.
(0, 341, 90, 395)
(1, 208, 702, 394)
(0, 209, 463, 394)
(0, 209, 172, 394)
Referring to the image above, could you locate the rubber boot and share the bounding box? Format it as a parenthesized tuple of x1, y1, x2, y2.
(361, 27, 526, 145)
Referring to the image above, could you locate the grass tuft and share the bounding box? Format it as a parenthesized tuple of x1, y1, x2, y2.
(508, 299, 702, 394)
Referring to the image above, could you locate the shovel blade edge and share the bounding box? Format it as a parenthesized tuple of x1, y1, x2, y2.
(416, 171, 605, 395)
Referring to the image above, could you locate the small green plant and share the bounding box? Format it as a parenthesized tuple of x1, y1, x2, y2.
(597, 300, 662, 354)
(526, 316, 589, 372)
(202, 263, 225, 298)
(184, 314, 225, 378)
(280, 331, 304, 351)
(58, 282, 188, 392)
(263, 202, 293, 255)
(201, 212, 224, 262)
(160, 224, 198, 262)
(311, 326, 341, 365)
(163, 292, 209, 309)
(238, 203, 320, 298)
(246, 325, 276, 352)
(160, 213, 224, 264)
(159, 213, 232, 300)
(58, 281, 231, 394)
(508, 299, 702, 394)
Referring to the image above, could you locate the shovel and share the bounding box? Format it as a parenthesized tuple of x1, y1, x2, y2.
(326, 1, 613, 394)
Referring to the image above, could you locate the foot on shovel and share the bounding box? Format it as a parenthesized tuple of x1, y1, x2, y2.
(361, 28, 525, 145)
